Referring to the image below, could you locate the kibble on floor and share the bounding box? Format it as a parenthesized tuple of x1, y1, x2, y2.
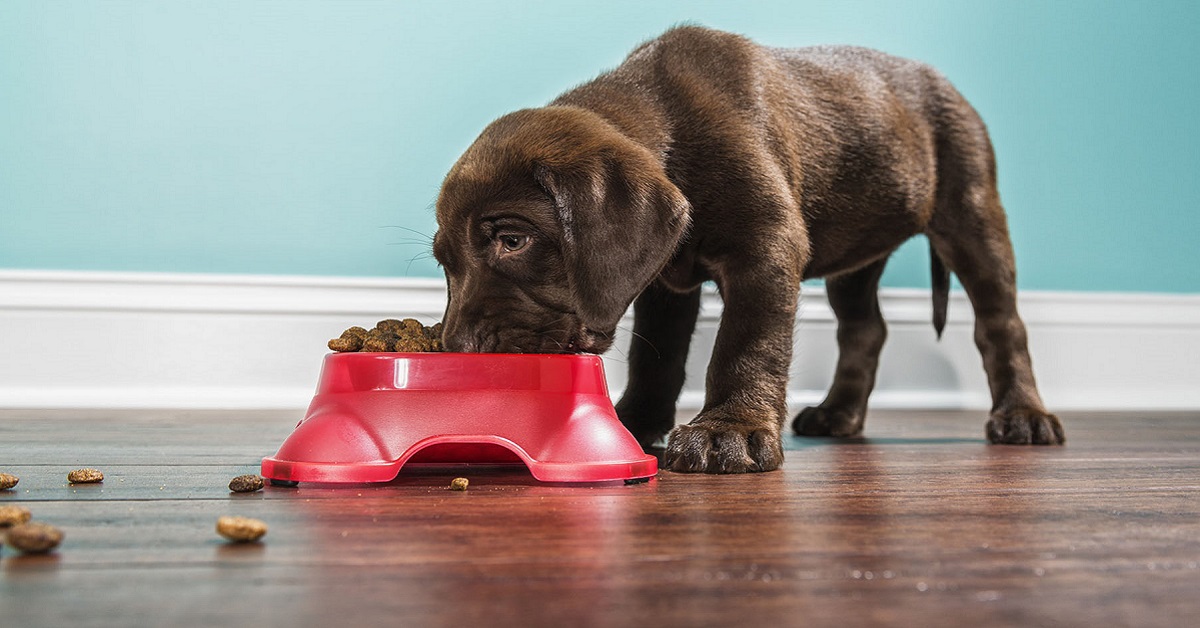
(5, 522, 64, 554)
(67, 468, 104, 484)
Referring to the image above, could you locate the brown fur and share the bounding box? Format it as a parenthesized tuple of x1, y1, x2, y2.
(433, 26, 1064, 473)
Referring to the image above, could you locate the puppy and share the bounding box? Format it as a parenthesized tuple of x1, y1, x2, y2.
(432, 26, 1064, 473)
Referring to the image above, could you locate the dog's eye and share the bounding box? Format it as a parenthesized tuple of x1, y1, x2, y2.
(497, 234, 530, 253)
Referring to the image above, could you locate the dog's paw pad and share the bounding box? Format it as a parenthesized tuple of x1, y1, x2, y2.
(986, 409, 1065, 445)
(664, 420, 783, 474)
(791, 406, 865, 437)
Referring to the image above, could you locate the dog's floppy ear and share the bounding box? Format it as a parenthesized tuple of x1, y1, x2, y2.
(534, 151, 690, 331)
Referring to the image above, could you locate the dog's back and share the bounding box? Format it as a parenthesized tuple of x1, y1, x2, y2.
(557, 26, 990, 281)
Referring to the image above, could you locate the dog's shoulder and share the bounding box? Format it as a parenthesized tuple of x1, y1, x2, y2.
(629, 25, 758, 70)
(609, 26, 768, 114)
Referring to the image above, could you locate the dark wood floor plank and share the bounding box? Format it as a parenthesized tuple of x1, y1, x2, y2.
(2, 409, 1199, 627)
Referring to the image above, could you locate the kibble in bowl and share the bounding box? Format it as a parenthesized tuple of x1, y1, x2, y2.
(216, 516, 268, 543)
(329, 319, 443, 353)
(328, 326, 368, 352)
(5, 522, 64, 554)
(67, 468, 104, 484)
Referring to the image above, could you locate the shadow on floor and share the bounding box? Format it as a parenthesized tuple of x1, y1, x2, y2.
(783, 435, 983, 450)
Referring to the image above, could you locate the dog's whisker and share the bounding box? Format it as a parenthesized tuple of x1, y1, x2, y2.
(606, 343, 631, 361)
(538, 333, 567, 353)
(531, 314, 573, 334)
(378, 225, 435, 243)
(616, 324, 661, 360)
(385, 238, 435, 247)
(403, 252, 437, 275)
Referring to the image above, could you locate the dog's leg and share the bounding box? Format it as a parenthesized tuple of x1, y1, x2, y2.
(928, 212, 1065, 445)
(664, 264, 799, 473)
(792, 257, 889, 438)
(615, 282, 702, 449)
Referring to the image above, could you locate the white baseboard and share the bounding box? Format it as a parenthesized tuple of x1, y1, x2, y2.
(1, 269, 1197, 412)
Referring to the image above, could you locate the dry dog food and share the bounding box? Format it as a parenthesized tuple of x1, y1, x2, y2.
(67, 468, 104, 484)
(216, 516, 268, 542)
(0, 505, 32, 527)
(0, 473, 17, 490)
(328, 326, 368, 352)
(449, 477, 469, 491)
(228, 475, 265, 493)
(329, 319, 444, 353)
(5, 522, 64, 554)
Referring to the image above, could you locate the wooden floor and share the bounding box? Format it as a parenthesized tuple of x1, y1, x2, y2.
(2, 409, 1199, 627)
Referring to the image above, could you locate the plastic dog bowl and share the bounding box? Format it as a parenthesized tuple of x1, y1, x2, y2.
(261, 352, 657, 484)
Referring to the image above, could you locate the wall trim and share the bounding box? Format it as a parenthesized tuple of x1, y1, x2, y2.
(2, 269, 1197, 412)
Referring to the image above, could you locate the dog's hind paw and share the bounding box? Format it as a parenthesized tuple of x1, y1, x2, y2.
(986, 408, 1065, 445)
(664, 419, 783, 474)
(791, 406, 865, 438)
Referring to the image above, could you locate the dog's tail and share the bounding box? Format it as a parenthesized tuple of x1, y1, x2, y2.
(930, 243, 951, 340)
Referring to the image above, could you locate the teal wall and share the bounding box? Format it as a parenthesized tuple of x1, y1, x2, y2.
(2, 0, 1197, 293)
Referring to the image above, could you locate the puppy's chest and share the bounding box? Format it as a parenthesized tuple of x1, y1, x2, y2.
(657, 244, 711, 292)
(800, 209, 923, 278)
(661, 195, 925, 283)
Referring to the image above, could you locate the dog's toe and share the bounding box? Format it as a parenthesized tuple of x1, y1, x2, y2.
(986, 408, 1065, 445)
(662, 425, 713, 473)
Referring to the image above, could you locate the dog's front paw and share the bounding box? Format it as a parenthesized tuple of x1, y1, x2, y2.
(791, 406, 865, 437)
(986, 408, 1065, 445)
(664, 415, 783, 474)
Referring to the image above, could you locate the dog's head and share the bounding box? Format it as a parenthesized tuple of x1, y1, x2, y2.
(432, 106, 689, 353)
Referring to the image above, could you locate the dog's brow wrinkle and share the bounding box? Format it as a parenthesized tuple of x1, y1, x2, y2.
(556, 204, 574, 243)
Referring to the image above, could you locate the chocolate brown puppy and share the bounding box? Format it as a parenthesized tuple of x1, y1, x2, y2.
(432, 26, 1064, 473)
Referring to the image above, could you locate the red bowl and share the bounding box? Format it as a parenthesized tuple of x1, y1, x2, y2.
(261, 352, 657, 484)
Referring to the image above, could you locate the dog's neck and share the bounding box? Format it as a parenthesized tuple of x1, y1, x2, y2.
(550, 81, 673, 167)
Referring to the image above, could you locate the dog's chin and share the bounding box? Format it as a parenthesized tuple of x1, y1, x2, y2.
(444, 317, 615, 355)
(509, 328, 613, 355)
(566, 327, 615, 355)
(494, 326, 614, 355)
